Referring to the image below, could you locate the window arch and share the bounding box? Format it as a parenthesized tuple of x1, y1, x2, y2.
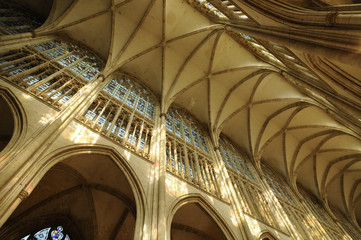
(0, 1, 42, 36)
(165, 107, 221, 198)
(78, 74, 156, 159)
(0, 39, 103, 108)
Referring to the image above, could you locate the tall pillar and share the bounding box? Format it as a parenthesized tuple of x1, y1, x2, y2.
(148, 112, 167, 240)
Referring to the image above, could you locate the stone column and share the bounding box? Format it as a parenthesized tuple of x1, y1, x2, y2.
(148, 112, 167, 240)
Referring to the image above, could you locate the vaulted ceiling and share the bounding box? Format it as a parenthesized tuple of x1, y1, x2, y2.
(17, 0, 361, 229)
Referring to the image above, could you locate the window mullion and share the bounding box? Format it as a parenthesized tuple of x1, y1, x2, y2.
(106, 105, 123, 137)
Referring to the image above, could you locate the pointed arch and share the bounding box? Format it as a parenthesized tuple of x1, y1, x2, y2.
(259, 230, 278, 240)
(15, 144, 147, 240)
(167, 193, 237, 240)
(0, 86, 27, 156)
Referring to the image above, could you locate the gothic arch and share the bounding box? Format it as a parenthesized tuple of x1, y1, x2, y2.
(259, 230, 278, 240)
(167, 193, 237, 240)
(0, 86, 27, 157)
(17, 144, 147, 240)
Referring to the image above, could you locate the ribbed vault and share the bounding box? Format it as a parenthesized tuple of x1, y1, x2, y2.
(17, 0, 361, 229)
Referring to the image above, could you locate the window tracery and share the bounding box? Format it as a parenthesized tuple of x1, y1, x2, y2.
(78, 75, 156, 159)
(330, 205, 361, 240)
(261, 164, 323, 239)
(20, 226, 70, 240)
(165, 107, 221, 198)
(0, 1, 42, 36)
(219, 136, 255, 181)
(229, 170, 286, 232)
(262, 164, 296, 205)
(298, 187, 345, 240)
(0, 40, 103, 108)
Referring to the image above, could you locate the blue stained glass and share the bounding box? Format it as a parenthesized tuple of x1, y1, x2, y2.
(81, 67, 99, 81)
(111, 120, 119, 133)
(21, 235, 30, 240)
(114, 84, 127, 101)
(174, 118, 182, 138)
(136, 96, 146, 114)
(70, 61, 88, 74)
(244, 162, 255, 181)
(20, 226, 70, 240)
(192, 128, 201, 149)
(166, 113, 173, 132)
(125, 89, 137, 107)
(128, 128, 138, 145)
(37, 81, 52, 91)
(139, 135, 145, 150)
(199, 134, 208, 153)
(44, 47, 68, 59)
(189, 164, 193, 178)
(9, 67, 25, 75)
(57, 54, 80, 66)
(105, 113, 114, 130)
(97, 111, 108, 126)
(49, 89, 61, 98)
(104, 79, 117, 94)
(34, 227, 51, 240)
(51, 226, 64, 240)
(170, 153, 175, 168)
(183, 123, 191, 143)
(230, 152, 242, 173)
(57, 89, 74, 104)
(118, 125, 126, 138)
(145, 102, 155, 119)
(221, 146, 232, 168)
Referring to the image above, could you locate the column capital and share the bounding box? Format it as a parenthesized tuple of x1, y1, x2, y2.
(159, 113, 167, 118)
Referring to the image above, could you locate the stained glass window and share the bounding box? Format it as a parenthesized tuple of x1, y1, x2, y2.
(78, 74, 156, 159)
(33, 41, 102, 81)
(102, 76, 156, 120)
(262, 163, 296, 205)
(165, 107, 221, 198)
(166, 108, 209, 154)
(219, 136, 255, 181)
(0, 39, 104, 108)
(20, 226, 70, 240)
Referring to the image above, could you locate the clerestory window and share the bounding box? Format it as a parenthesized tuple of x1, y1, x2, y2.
(165, 107, 222, 198)
(0, 39, 103, 108)
(219, 135, 255, 181)
(79, 74, 156, 158)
